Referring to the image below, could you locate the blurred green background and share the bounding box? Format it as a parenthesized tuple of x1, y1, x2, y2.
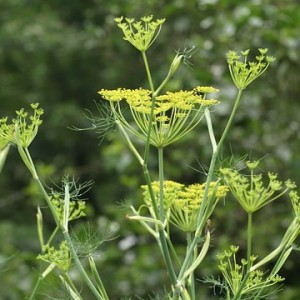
(1, 0, 300, 299)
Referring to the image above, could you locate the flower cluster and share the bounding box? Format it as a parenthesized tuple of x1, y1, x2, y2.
(141, 180, 184, 210)
(99, 86, 219, 148)
(227, 48, 276, 90)
(220, 161, 296, 213)
(114, 16, 165, 51)
(0, 103, 44, 148)
(37, 241, 71, 271)
(141, 180, 228, 232)
(217, 245, 284, 297)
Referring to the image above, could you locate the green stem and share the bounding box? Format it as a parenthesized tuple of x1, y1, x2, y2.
(187, 232, 196, 300)
(158, 229, 178, 288)
(141, 51, 155, 93)
(116, 120, 144, 165)
(177, 89, 244, 291)
(37, 178, 103, 299)
(62, 273, 83, 299)
(232, 272, 250, 300)
(253, 246, 293, 300)
(247, 212, 253, 271)
(158, 147, 165, 222)
(143, 96, 156, 164)
(158, 147, 177, 288)
(89, 255, 110, 300)
(117, 135, 177, 292)
(142, 163, 160, 219)
(218, 89, 243, 149)
(47, 226, 59, 246)
(115, 119, 160, 219)
(20, 149, 103, 300)
(141, 51, 156, 165)
(29, 263, 56, 300)
(29, 275, 43, 300)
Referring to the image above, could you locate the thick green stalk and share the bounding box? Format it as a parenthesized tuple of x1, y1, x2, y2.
(115, 119, 160, 219)
(158, 147, 165, 222)
(142, 162, 160, 219)
(177, 89, 244, 289)
(118, 120, 177, 286)
(140, 51, 178, 287)
(247, 212, 253, 271)
(177, 149, 217, 285)
(158, 147, 177, 287)
(141, 50, 154, 164)
(158, 229, 178, 288)
(186, 232, 196, 300)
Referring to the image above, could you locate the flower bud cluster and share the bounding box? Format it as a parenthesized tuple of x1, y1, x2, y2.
(0, 103, 43, 148)
(114, 16, 165, 51)
(220, 161, 296, 213)
(227, 48, 276, 90)
(217, 245, 284, 297)
(37, 241, 71, 271)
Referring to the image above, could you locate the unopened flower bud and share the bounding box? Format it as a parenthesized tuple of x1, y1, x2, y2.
(168, 53, 183, 77)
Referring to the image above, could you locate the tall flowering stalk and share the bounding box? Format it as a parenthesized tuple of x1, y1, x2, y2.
(97, 15, 282, 300)
(100, 16, 228, 299)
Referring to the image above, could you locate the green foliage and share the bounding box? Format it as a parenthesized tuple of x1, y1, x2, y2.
(1, 1, 300, 299)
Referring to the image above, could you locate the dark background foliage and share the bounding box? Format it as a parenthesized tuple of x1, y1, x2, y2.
(0, 0, 300, 299)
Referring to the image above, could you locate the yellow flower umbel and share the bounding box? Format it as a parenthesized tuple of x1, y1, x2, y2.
(99, 86, 219, 148)
(142, 180, 228, 232)
(220, 161, 296, 213)
(114, 16, 165, 52)
(141, 180, 184, 210)
(227, 48, 276, 90)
